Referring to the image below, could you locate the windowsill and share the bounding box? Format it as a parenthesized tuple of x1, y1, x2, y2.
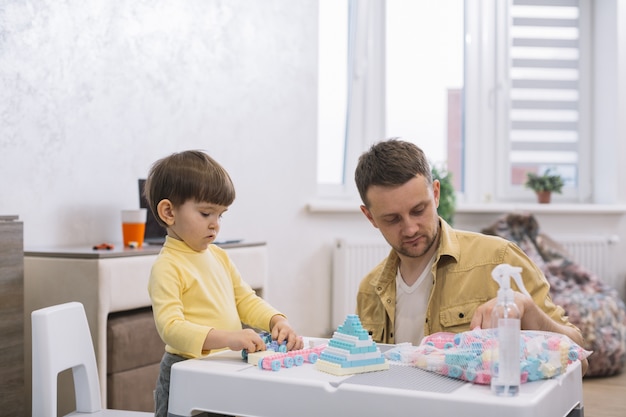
(456, 203, 626, 215)
(306, 199, 363, 213)
(307, 199, 626, 215)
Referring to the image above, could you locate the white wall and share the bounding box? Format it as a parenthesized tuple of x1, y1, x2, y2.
(1, 0, 626, 339)
(0, 0, 376, 337)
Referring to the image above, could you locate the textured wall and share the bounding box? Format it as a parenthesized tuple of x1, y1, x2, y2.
(0, 0, 353, 341)
(0, 0, 318, 247)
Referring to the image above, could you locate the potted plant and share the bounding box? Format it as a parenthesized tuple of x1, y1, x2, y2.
(432, 165, 456, 225)
(524, 169, 564, 204)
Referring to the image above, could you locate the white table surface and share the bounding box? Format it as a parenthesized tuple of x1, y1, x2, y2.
(168, 339, 584, 417)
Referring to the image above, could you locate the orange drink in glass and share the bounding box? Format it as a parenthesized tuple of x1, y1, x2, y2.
(121, 209, 147, 247)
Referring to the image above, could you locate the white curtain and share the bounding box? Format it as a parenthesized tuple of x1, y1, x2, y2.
(343, 0, 386, 186)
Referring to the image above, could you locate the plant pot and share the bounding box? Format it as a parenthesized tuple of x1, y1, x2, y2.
(536, 191, 552, 204)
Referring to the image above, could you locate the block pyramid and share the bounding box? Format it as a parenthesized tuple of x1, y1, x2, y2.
(315, 314, 389, 376)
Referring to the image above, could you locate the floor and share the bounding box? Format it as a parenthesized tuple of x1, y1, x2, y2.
(582, 370, 626, 417)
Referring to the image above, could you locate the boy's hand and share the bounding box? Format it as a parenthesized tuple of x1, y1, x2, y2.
(270, 315, 304, 351)
(228, 328, 268, 353)
(204, 328, 267, 353)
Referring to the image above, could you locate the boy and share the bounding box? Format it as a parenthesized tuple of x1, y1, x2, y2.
(145, 150, 303, 417)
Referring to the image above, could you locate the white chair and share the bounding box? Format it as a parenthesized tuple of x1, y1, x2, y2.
(32, 301, 153, 416)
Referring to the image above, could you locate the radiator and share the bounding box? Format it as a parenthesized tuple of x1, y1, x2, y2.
(332, 239, 390, 328)
(332, 235, 619, 328)
(554, 235, 619, 282)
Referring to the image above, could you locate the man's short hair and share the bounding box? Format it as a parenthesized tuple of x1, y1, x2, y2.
(355, 138, 432, 206)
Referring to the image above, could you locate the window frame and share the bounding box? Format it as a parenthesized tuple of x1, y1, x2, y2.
(317, 0, 594, 205)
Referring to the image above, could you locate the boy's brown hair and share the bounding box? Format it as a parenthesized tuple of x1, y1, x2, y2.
(144, 150, 236, 227)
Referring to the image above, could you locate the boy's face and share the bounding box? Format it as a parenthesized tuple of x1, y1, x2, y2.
(166, 200, 228, 251)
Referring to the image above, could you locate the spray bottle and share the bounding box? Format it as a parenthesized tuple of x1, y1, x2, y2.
(490, 264, 531, 396)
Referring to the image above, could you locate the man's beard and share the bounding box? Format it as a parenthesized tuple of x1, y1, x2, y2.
(395, 224, 439, 259)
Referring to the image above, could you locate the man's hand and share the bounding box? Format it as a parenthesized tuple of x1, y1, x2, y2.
(470, 292, 530, 330)
(470, 292, 588, 376)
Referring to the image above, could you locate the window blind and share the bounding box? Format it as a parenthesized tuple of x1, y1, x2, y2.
(505, 0, 582, 188)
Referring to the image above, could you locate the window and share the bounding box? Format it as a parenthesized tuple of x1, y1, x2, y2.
(386, 1, 464, 191)
(317, 0, 348, 186)
(317, 0, 590, 203)
(493, 0, 590, 201)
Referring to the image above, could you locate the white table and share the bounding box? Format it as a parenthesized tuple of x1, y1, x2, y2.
(168, 341, 584, 417)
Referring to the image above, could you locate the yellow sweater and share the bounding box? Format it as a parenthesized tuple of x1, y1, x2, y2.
(148, 236, 281, 358)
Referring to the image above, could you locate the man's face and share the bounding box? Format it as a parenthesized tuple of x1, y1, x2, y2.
(361, 175, 441, 259)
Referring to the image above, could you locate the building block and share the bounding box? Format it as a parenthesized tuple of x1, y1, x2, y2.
(315, 314, 389, 376)
(248, 344, 327, 371)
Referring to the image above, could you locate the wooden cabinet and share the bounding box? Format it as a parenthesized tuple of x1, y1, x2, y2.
(0, 215, 24, 417)
(24, 241, 267, 415)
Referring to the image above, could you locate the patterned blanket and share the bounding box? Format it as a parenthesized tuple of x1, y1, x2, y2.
(482, 212, 626, 377)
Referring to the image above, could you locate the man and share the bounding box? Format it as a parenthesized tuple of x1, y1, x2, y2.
(354, 138, 587, 374)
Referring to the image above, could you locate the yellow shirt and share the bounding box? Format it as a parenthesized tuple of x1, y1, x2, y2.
(356, 219, 579, 344)
(148, 236, 282, 358)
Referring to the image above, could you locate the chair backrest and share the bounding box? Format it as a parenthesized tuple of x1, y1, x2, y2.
(32, 302, 102, 416)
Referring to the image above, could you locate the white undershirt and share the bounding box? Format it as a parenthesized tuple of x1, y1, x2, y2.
(394, 255, 435, 346)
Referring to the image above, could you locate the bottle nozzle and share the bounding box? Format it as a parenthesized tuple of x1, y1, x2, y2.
(491, 264, 531, 297)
